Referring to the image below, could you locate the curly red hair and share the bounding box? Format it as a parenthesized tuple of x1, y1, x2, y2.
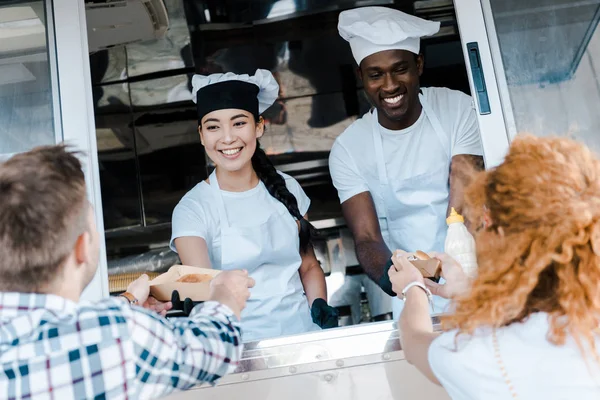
(442, 135, 600, 359)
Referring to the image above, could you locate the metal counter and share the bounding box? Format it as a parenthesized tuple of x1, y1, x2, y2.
(166, 318, 450, 400)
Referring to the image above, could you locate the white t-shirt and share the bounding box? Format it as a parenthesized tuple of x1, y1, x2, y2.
(170, 171, 310, 268)
(329, 87, 483, 209)
(429, 313, 600, 399)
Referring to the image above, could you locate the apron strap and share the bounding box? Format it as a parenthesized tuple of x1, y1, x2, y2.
(371, 94, 451, 184)
(371, 109, 389, 185)
(419, 93, 452, 161)
(371, 92, 452, 226)
(209, 170, 230, 228)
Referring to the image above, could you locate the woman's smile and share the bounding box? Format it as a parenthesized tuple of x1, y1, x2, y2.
(219, 147, 244, 159)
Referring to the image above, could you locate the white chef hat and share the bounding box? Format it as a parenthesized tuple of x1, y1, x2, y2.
(191, 69, 279, 120)
(338, 6, 440, 66)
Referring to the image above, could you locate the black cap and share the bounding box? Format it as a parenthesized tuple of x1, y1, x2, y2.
(196, 80, 260, 122)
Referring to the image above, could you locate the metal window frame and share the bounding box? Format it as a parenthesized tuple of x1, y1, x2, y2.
(477, 0, 600, 142)
(453, 0, 512, 167)
(44, 0, 63, 144)
(0, 0, 61, 157)
(478, 0, 518, 141)
(52, 0, 109, 300)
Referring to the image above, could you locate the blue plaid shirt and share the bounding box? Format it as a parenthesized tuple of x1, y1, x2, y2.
(0, 292, 242, 399)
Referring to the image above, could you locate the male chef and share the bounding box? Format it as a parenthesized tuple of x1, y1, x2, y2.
(330, 6, 484, 316)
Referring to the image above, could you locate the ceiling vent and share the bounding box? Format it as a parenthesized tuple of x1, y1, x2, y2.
(85, 0, 169, 53)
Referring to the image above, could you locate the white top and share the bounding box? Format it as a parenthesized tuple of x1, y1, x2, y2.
(170, 171, 310, 268)
(429, 313, 600, 399)
(329, 87, 482, 206)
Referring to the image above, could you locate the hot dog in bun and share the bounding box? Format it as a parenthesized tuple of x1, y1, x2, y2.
(409, 250, 441, 283)
(176, 273, 213, 283)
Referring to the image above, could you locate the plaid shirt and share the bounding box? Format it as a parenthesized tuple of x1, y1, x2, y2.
(0, 292, 242, 400)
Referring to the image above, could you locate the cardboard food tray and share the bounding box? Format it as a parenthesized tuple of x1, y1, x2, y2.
(149, 265, 220, 302)
(409, 259, 442, 280)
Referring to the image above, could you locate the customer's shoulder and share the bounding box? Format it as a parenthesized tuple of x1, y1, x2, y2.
(77, 297, 130, 317)
(427, 327, 498, 392)
(429, 327, 494, 367)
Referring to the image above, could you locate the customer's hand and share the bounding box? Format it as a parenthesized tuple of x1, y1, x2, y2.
(126, 274, 173, 317)
(126, 274, 152, 305)
(424, 252, 469, 299)
(389, 250, 425, 298)
(143, 296, 173, 317)
(209, 270, 256, 320)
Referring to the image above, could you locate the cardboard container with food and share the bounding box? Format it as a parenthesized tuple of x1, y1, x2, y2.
(149, 265, 220, 301)
(395, 250, 442, 283)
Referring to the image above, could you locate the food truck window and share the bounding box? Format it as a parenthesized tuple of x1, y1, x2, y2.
(88, 0, 505, 340)
(90, 0, 203, 246)
(0, 0, 61, 157)
(483, 0, 600, 151)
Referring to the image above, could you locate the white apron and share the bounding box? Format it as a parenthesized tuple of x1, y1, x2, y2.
(371, 94, 451, 317)
(209, 171, 320, 342)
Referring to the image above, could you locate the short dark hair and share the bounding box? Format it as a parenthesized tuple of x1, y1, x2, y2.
(0, 145, 88, 292)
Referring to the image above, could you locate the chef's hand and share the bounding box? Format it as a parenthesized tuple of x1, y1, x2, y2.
(209, 270, 256, 320)
(424, 252, 469, 299)
(125, 274, 173, 317)
(379, 258, 397, 297)
(388, 250, 425, 298)
(311, 298, 339, 329)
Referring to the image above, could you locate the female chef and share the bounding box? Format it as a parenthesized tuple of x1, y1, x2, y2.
(170, 69, 338, 342)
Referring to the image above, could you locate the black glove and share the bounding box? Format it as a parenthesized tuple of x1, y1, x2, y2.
(311, 298, 339, 329)
(169, 290, 202, 317)
(378, 258, 397, 297)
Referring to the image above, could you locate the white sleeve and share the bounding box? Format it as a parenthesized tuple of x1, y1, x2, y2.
(170, 200, 209, 252)
(452, 94, 484, 157)
(281, 173, 311, 216)
(329, 140, 369, 204)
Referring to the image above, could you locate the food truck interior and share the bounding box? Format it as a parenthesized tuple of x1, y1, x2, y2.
(1, 0, 599, 396)
(90, 0, 471, 325)
(86, 0, 600, 328)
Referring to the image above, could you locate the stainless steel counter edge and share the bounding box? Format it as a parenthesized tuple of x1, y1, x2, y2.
(196, 316, 442, 387)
